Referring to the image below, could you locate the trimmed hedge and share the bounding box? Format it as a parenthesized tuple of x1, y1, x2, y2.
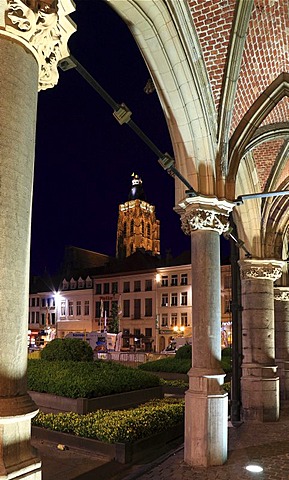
(32, 398, 184, 444)
(139, 350, 232, 374)
(139, 357, 191, 374)
(40, 338, 94, 362)
(28, 360, 160, 399)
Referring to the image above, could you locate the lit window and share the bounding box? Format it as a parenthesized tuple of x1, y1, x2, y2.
(161, 314, 168, 327)
(68, 301, 73, 316)
(171, 313, 177, 327)
(76, 301, 81, 316)
(161, 275, 168, 287)
(181, 313, 188, 326)
(84, 300, 89, 316)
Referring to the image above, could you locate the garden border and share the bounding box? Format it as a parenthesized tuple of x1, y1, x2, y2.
(32, 421, 184, 464)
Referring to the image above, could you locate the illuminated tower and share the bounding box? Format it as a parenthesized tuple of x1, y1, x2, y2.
(116, 174, 160, 259)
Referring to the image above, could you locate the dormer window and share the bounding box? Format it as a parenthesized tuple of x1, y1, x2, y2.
(70, 278, 77, 289)
(62, 279, 69, 290)
(86, 276, 92, 288)
(78, 277, 85, 289)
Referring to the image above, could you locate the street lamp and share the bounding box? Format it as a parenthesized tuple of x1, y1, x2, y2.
(173, 325, 185, 336)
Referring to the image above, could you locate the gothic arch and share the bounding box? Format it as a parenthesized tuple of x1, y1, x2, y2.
(228, 73, 289, 188)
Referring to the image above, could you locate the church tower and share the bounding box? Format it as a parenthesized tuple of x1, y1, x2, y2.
(116, 174, 160, 259)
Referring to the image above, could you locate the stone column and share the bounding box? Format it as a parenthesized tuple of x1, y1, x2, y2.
(274, 287, 289, 401)
(176, 196, 234, 467)
(239, 259, 284, 422)
(0, 1, 75, 478)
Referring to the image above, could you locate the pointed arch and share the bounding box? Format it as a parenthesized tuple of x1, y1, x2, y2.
(228, 73, 289, 185)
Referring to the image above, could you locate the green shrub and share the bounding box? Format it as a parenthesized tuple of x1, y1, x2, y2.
(32, 398, 184, 444)
(28, 359, 160, 398)
(139, 357, 191, 374)
(40, 338, 94, 362)
(222, 347, 232, 358)
(175, 344, 191, 359)
(139, 352, 232, 375)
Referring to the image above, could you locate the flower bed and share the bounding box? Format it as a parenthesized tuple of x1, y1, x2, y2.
(32, 399, 185, 463)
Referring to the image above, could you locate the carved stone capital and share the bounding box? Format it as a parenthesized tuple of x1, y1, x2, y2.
(274, 287, 289, 302)
(175, 196, 234, 235)
(239, 259, 285, 281)
(3, 0, 75, 90)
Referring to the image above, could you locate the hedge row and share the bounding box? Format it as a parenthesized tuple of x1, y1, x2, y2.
(28, 360, 160, 399)
(32, 398, 184, 444)
(139, 358, 191, 374)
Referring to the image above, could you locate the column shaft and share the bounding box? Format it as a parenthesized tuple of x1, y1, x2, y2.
(0, 36, 41, 479)
(184, 230, 227, 467)
(274, 288, 289, 400)
(239, 259, 283, 422)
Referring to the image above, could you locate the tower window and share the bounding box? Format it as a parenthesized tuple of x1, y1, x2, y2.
(130, 220, 134, 235)
(123, 222, 127, 237)
(147, 223, 151, 238)
(141, 220, 144, 235)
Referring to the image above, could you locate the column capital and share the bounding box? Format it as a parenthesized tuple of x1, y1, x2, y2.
(239, 258, 285, 281)
(2, 0, 76, 90)
(274, 287, 289, 301)
(175, 195, 235, 235)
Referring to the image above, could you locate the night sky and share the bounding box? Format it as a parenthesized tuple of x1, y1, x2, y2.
(30, 0, 228, 276)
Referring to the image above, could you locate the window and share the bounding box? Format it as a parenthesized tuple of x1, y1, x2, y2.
(141, 220, 144, 235)
(51, 312, 55, 325)
(41, 299, 46, 308)
(62, 279, 69, 290)
(171, 274, 178, 286)
(181, 273, 188, 285)
(147, 223, 151, 238)
(95, 301, 101, 318)
(70, 279, 77, 289)
(68, 301, 73, 316)
(171, 313, 177, 327)
(122, 329, 130, 348)
(171, 293, 178, 306)
(36, 298, 39, 306)
(145, 279, 152, 291)
(145, 328, 152, 337)
(76, 301, 81, 316)
(103, 283, 109, 294)
(134, 280, 141, 292)
(134, 299, 141, 319)
(61, 300, 66, 316)
(161, 293, 168, 307)
(86, 277, 92, 288)
(181, 292, 188, 306)
(123, 299, 130, 317)
(123, 222, 127, 237)
(78, 277, 84, 288)
(95, 283, 102, 294)
(130, 219, 134, 235)
(134, 329, 141, 348)
(84, 300, 89, 316)
(224, 275, 231, 289)
(112, 282, 118, 294)
(36, 311, 39, 323)
(41, 313, 45, 325)
(31, 311, 35, 324)
(161, 275, 168, 287)
(123, 281, 130, 293)
(145, 298, 152, 316)
(31, 297, 36, 307)
(181, 312, 188, 327)
(103, 301, 109, 315)
(161, 314, 168, 327)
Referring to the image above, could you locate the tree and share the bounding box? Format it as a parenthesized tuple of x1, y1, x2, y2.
(108, 302, 119, 333)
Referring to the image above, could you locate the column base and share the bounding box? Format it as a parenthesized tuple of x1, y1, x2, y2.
(241, 364, 279, 422)
(0, 395, 41, 479)
(276, 359, 289, 401)
(184, 373, 228, 467)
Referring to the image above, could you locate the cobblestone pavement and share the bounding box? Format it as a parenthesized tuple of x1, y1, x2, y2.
(122, 405, 289, 480)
